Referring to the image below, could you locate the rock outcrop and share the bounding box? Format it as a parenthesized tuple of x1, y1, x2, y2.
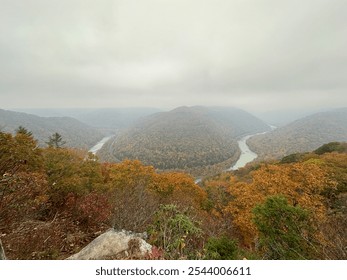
(67, 229, 151, 260)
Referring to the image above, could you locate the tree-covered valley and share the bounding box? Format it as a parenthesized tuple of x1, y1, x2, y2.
(1, 121, 346, 260)
(97, 106, 270, 175)
(248, 108, 347, 161)
(0, 109, 105, 150)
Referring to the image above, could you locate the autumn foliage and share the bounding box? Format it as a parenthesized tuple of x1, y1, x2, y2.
(225, 162, 336, 245)
(0, 131, 210, 259)
(1, 129, 346, 260)
(203, 149, 347, 259)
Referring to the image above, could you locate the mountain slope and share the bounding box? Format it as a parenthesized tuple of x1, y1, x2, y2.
(14, 107, 161, 130)
(206, 106, 271, 136)
(0, 109, 104, 149)
(248, 108, 347, 160)
(100, 106, 270, 169)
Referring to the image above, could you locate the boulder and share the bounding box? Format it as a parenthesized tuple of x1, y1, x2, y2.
(67, 229, 151, 260)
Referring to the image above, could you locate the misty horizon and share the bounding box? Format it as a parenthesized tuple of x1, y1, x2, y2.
(4, 105, 346, 127)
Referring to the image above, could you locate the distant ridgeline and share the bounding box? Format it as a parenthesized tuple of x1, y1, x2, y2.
(0, 109, 104, 149)
(248, 108, 347, 161)
(98, 106, 271, 170)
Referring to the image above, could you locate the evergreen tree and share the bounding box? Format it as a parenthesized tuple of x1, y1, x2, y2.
(46, 132, 66, 148)
(15, 126, 32, 137)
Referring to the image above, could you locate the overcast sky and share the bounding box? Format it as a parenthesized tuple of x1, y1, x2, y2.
(0, 0, 346, 112)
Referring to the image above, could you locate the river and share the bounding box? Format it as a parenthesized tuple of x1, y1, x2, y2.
(88, 135, 114, 155)
(90, 129, 270, 183)
(228, 128, 275, 171)
(227, 134, 260, 171)
(195, 131, 269, 183)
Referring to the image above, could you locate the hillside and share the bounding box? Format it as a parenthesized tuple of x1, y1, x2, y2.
(99, 106, 270, 170)
(0, 109, 104, 149)
(248, 108, 347, 160)
(14, 107, 161, 130)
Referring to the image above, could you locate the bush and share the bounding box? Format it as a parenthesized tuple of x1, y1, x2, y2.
(314, 142, 346, 155)
(148, 204, 203, 259)
(280, 153, 306, 164)
(204, 236, 239, 260)
(65, 192, 112, 229)
(253, 195, 318, 259)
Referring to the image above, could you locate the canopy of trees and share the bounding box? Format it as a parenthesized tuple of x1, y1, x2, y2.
(248, 109, 347, 160)
(100, 106, 270, 171)
(1, 130, 346, 260)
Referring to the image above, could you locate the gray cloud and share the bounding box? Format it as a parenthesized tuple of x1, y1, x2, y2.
(0, 0, 346, 112)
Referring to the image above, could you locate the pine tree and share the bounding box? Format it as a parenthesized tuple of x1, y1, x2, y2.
(46, 132, 66, 148)
(15, 126, 32, 137)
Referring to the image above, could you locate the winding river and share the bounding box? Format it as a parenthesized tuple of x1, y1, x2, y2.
(228, 128, 275, 171)
(195, 130, 270, 183)
(227, 133, 261, 171)
(90, 128, 273, 184)
(88, 135, 114, 155)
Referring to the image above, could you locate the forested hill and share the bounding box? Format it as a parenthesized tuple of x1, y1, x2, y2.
(0, 109, 104, 149)
(205, 106, 271, 136)
(14, 107, 161, 130)
(99, 106, 270, 170)
(248, 108, 347, 160)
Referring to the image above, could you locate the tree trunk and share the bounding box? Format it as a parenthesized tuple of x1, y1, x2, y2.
(0, 239, 6, 260)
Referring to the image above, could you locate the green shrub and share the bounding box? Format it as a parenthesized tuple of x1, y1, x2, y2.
(204, 236, 238, 260)
(148, 204, 203, 259)
(314, 142, 346, 155)
(253, 195, 318, 259)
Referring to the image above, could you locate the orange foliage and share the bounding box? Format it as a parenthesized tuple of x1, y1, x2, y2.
(101, 160, 208, 231)
(150, 172, 207, 208)
(106, 160, 156, 189)
(225, 162, 337, 246)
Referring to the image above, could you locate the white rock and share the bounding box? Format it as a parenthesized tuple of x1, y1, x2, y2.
(67, 229, 151, 260)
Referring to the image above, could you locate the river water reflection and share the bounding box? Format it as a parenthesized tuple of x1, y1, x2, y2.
(88, 135, 114, 155)
(228, 131, 269, 171)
